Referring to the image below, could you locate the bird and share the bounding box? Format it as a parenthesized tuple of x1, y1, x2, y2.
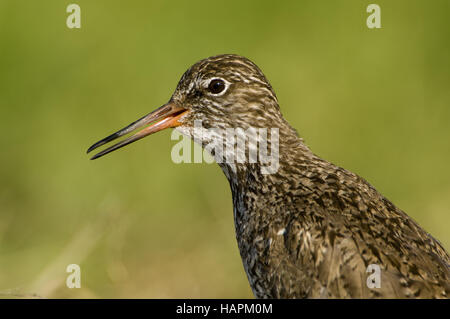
(87, 54, 450, 298)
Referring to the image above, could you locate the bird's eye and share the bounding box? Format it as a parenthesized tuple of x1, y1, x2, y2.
(208, 79, 226, 94)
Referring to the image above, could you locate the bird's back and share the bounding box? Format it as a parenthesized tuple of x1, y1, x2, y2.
(231, 151, 450, 298)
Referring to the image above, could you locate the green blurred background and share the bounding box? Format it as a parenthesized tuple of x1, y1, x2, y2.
(0, 0, 449, 298)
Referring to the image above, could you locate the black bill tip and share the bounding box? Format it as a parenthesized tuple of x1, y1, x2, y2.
(87, 132, 121, 154)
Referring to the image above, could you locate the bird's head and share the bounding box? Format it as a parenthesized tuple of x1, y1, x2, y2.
(88, 54, 297, 160)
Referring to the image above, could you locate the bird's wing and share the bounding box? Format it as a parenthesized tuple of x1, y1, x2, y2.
(268, 166, 450, 298)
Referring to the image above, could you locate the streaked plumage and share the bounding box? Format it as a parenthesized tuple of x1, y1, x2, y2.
(88, 54, 450, 298)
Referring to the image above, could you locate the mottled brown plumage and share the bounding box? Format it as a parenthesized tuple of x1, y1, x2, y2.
(88, 54, 450, 298)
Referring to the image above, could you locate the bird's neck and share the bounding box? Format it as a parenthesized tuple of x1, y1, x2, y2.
(218, 130, 316, 259)
(217, 124, 316, 227)
(216, 119, 313, 186)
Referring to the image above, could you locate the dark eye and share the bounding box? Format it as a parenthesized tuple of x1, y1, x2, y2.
(208, 79, 226, 94)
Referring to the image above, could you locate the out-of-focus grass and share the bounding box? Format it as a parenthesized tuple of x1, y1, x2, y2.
(0, 0, 449, 298)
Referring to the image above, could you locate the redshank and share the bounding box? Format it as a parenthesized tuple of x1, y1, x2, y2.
(88, 54, 449, 298)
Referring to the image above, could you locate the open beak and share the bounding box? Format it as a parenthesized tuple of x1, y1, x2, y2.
(87, 102, 187, 160)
